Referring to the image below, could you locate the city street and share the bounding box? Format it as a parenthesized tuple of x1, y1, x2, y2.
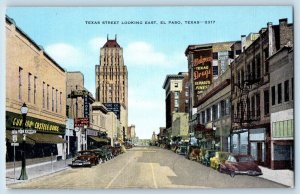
(7, 146, 287, 189)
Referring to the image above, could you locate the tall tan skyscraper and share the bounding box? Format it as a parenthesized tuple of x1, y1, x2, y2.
(95, 35, 128, 138)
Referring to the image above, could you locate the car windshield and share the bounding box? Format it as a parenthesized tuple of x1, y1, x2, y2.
(238, 156, 254, 162)
(80, 152, 93, 156)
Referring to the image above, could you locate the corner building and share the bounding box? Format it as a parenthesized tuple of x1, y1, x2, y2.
(95, 36, 128, 138)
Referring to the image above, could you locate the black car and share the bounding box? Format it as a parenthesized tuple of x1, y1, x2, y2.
(202, 150, 216, 166)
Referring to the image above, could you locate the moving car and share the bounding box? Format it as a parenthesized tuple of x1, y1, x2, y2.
(219, 154, 263, 177)
(201, 150, 216, 166)
(71, 150, 99, 167)
(210, 151, 230, 170)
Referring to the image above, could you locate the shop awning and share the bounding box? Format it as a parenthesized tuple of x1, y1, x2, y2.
(27, 133, 66, 144)
(89, 136, 109, 143)
(6, 131, 35, 145)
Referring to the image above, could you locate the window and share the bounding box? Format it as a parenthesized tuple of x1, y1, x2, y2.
(292, 78, 294, 100)
(28, 73, 31, 102)
(47, 84, 49, 110)
(256, 93, 260, 117)
(271, 86, 275, 105)
(55, 89, 58, 113)
(212, 104, 218, 120)
(174, 91, 179, 99)
(225, 99, 230, 115)
(251, 96, 255, 117)
(185, 91, 189, 97)
(256, 54, 261, 79)
(252, 60, 256, 80)
(278, 83, 282, 104)
(43, 82, 45, 108)
(19, 67, 22, 100)
(264, 90, 269, 115)
(213, 52, 218, 59)
(60, 92, 62, 113)
(174, 107, 179, 112)
(34, 76, 37, 104)
(206, 108, 211, 122)
(284, 80, 289, 102)
(264, 48, 269, 74)
(174, 83, 178, 88)
(236, 50, 241, 55)
(220, 100, 225, 117)
(213, 66, 218, 76)
(52, 87, 54, 111)
(201, 111, 205, 124)
(174, 99, 179, 107)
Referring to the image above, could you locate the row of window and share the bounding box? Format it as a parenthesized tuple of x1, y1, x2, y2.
(199, 98, 231, 124)
(18, 67, 63, 114)
(271, 78, 294, 106)
(272, 119, 294, 138)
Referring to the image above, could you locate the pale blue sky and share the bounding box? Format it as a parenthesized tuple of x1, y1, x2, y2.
(6, 6, 293, 139)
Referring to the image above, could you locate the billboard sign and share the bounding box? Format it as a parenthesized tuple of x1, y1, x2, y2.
(103, 103, 120, 119)
(193, 49, 213, 98)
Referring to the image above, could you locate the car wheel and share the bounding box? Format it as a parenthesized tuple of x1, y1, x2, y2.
(230, 171, 235, 178)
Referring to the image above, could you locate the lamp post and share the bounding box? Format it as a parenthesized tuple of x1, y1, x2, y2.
(212, 123, 217, 150)
(18, 103, 28, 180)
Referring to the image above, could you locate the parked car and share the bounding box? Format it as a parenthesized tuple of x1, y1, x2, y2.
(210, 151, 230, 170)
(187, 146, 201, 161)
(71, 150, 99, 167)
(176, 145, 188, 156)
(202, 150, 216, 166)
(219, 154, 263, 177)
(92, 147, 113, 162)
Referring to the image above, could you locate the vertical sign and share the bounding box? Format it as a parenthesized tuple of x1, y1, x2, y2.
(193, 48, 213, 100)
(103, 103, 120, 119)
(84, 95, 89, 119)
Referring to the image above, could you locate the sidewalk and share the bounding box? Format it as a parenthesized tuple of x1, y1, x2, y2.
(259, 166, 294, 187)
(6, 158, 73, 185)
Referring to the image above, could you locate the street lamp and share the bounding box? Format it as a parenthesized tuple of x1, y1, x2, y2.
(18, 103, 28, 180)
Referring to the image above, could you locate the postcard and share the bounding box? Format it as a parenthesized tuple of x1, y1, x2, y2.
(4, 6, 294, 189)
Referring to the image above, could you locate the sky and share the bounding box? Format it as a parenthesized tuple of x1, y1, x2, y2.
(6, 6, 293, 139)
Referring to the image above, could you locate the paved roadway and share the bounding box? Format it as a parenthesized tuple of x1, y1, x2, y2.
(7, 146, 287, 189)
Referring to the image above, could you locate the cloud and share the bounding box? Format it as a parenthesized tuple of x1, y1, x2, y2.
(88, 37, 107, 53)
(124, 41, 171, 67)
(45, 43, 84, 69)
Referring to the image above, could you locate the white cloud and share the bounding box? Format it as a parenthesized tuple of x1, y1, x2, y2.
(88, 37, 107, 53)
(124, 41, 171, 67)
(45, 43, 84, 69)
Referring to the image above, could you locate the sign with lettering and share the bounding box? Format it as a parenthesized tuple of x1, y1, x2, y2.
(103, 103, 120, 119)
(84, 94, 89, 119)
(74, 118, 89, 128)
(6, 111, 65, 135)
(193, 48, 213, 99)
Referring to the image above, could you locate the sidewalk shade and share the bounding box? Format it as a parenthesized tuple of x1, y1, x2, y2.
(89, 136, 109, 143)
(27, 133, 66, 144)
(6, 131, 35, 144)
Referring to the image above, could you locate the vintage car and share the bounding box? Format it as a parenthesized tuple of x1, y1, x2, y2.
(187, 146, 201, 161)
(219, 154, 263, 177)
(176, 145, 188, 156)
(210, 151, 230, 170)
(201, 150, 216, 166)
(71, 150, 99, 167)
(92, 147, 113, 162)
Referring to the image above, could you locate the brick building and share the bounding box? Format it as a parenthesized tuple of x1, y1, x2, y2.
(230, 18, 293, 168)
(268, 43, 293, 169)
(5, 15, 67, 162)
(162, 72, 189, 141)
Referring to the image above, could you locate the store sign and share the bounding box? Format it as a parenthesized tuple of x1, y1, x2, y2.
(74, 118, 89, 128)
(103, 103, 120, 119)
(84, 95, 89, 118)
(193, 49, 213, 98)
(6, 111, 65, 135)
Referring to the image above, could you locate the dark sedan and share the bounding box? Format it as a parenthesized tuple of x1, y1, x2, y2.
(71, 150, 99, 167)
(219, 154, 263, 177)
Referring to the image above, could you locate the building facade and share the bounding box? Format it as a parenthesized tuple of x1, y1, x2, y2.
(66, 72, 95, 155)
(185, 41, 237, 137)
(162, 72, 189, 132)
(95, 36, 128, 135)
(230, 18, 293, 167)
(6, 16, 67, 161)
(269, 44, 294, 169)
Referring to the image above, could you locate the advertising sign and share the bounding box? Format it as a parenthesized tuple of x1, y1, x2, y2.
(103, 103, 120, 119)
(84, 95, 89, 118)
(192, 48, 213, 99)
(74, 118, 89, 128)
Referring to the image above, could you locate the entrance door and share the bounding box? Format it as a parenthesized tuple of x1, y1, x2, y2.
(251, 142, 266, 165)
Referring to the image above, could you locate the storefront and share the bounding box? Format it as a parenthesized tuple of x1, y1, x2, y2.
(6, 111, 66, 162)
